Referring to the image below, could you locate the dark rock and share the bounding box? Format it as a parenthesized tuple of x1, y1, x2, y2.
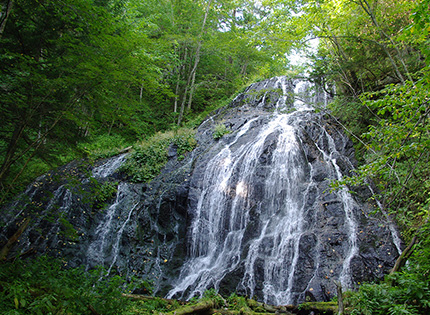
(0, 76, 401, 306)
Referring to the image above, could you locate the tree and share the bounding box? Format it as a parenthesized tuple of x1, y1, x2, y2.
(0, 0, 13, 37)
(320, 0, 430, 250)
(0, 0, 149, 200)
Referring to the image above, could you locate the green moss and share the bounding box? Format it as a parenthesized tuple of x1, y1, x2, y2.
(298, 301, 337, 313)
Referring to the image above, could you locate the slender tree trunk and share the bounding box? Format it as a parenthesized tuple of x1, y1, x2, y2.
(139, 81, 144, 103)
(174, 71, 181, 113)
(174, 46, 187, 113)
(177, 91, 188, 125)
(0, 0, 13, 38)
(187, 53, 199, 110)
(390, 236, 416, 275)
(0, 123, 26, 184)
(186, 0, 212, 111)
(0, 217, 30, 261)
(240, 59, 248, 77)
(177, 68, 191, 125)
(354, 0, 412, 84)
(335, 281, 344, 315)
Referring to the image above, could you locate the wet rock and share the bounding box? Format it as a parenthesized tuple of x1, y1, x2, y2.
(0, 76, 401, 306)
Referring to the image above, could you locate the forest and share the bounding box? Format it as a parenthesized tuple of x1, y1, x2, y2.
(1, 0, 429, 314)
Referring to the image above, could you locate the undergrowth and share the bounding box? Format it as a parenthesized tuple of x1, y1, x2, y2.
(343, 228, 430, 315)
(77, 133, 131, 160)
(7, 255, 427, 315)
(213, 123, 231, 140)
(0, 256, 135, 315)
(121, 128, 196, 183)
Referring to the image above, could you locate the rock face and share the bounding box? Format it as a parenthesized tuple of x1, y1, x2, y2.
(0, 77, 401, 305)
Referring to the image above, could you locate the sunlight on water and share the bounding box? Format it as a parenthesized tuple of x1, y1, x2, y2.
(235, 181, 248, 198)
(166, 77, 392, 305)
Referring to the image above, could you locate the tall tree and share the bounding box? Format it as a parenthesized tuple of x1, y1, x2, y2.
(0, 0, 148, 200)
(0, 0, 13, 37)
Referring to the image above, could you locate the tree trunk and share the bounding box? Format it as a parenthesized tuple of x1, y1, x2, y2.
(139, 81, 144, 103)
(0, 217, 30, 261)
(174, 46, 187, 113)
(177, 46, 193, 125)
(0, 0, 13, 38)
(335, 281, 344, 315)
(177, 82, 189, 126)
(390, 235, 417, 275)
(186, 0, 212, 111)
(122, 293, 182, 305)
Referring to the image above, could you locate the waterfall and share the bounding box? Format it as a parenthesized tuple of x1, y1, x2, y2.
(167, 77, 362, 304)
(367, 184, 402, 255)
(106, 202, 139, 275)
(86, 182, 137, 269)
(0, 76, 401, 306)
(84, 153, 139, 271)
(92, 153, 128, 178)
(313, 127, 359, 288)
(239, 116, 312, 304)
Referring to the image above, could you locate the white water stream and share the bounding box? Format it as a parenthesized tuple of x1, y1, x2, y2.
(167, 77, 359, 304)
(86, 180, 138, 272)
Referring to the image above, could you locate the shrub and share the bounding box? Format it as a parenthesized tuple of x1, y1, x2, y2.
(121, 128, 196, 182)
(0, 256, 133, 315)
(344, 236, 430, 315)
(93, 180, 118, 209)
(213, 123, 231, 140)
(77, 134, 130, 159)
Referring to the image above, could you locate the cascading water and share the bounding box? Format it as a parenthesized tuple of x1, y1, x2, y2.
(1, 76, 401, 306)
(92, 153, 128, 179)
(86, 155, 140, 271)
(87, 182, 134, 268)
(239, 116, 312, 305)
(313, 125, 359, 288)
(167, 77, 364, 304)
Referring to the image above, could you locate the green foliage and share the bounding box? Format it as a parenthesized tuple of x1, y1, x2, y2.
(122, 140, 168, 183)
(0, 0, 144, 200)
(314, 2, 430, 314)
(332, 76, 430, 315)
(126, 297, 176, 314)
(1, 0, 296, 202)
(213, 123, 231, 140)
(345, 253, 430, 315)
(0, 256, 133, 315)
(78, 134, 130, 160)
(92, 180, 118, 209)
(327, 96, 375, 157)
(121, 128, 196, 182)
(227, 293, 252, 311)
(201, 288, 225, 306)
(171, 132, 198, 160)
(341, 235, 430, 314)
(333, 76, 430, 233)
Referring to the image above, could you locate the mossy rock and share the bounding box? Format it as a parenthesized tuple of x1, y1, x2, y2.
(298, 301, 337, 314)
